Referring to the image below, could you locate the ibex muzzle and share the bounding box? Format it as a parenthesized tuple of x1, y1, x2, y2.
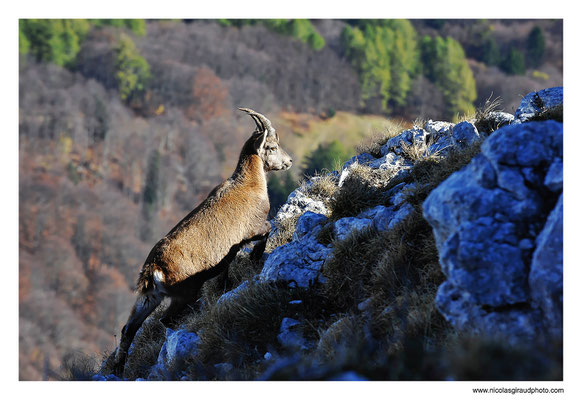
(111, 108, 292, 377)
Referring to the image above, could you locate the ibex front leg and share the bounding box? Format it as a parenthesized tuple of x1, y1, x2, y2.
(248, 220, 271, 261)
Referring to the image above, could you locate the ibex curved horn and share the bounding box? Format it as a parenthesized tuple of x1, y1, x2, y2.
(239, 107, 275, 136)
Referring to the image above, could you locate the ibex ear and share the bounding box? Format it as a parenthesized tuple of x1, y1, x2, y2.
(253, 130, 268, 152)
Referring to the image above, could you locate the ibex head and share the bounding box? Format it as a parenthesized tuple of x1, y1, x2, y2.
(239, 107, 293, 172)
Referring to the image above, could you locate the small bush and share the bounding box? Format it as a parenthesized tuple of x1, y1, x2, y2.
(59, 352, 99, 381)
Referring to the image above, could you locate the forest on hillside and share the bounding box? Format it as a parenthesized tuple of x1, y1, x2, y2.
(18, 18, 562, 380)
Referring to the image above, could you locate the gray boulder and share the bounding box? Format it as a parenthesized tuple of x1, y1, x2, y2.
(423, 119, 563, 340)
(544, 160, 563, 192)
(261, 212, 332, 287)
(333, 217, 373, 241)
(424, 120, 454, 136)
(147, 328, 201, 380)
(451, 121, 480, 147)
(435, 281, 543, 342)
(277, 317, 310, 351)
(529, 194, 563, 338)
(274, 186, 331, 224)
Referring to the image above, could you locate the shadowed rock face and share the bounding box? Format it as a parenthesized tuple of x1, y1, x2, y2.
(423, 119, 563, 342)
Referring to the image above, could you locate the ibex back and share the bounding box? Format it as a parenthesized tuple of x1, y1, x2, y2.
(112, 108, 292, 375)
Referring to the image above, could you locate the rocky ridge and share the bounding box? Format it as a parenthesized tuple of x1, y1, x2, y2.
(94, 87, 563, 380)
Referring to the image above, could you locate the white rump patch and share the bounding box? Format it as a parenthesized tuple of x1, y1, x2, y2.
(153, 270, 165, 285)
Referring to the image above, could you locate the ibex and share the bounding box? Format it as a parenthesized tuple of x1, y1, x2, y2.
(112, 108, 292, 376)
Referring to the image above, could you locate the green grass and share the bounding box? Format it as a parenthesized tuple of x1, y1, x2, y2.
(275, 111, 402, 173)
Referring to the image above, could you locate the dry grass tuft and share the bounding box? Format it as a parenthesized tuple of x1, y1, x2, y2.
(473, 95, 511, 134)
(330, 165, 389, 220)
(59, 352, 99, 381)
(266, 213, 301, 252)
(182, 280, 328, 379)
(412, 116, 427, 129)
(186, 281, 294, 367)
(529, 104, 563, 123)
(300, 171, 339, 207)
(315, 220, 336, 245)
(475, 95, 503, 121)
(400, 136, 444, 164)
(322, 226, 380, 311)
(356, 121, 406, 157)
(443, 334, 563, 380)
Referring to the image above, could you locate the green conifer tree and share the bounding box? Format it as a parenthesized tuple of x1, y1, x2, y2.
(527, 26, 545, 67)
(421, 36, 477, 118)
(502, 47, 526, 75)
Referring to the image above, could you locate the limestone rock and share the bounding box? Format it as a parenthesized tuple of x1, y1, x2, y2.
(529, 195, 563, 338)
(261, 212, 332, 287)
(423, 118, 563, 340)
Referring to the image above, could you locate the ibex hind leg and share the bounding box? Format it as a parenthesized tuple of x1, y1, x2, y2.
(159, 296, 191, 328)
(113, 291, 163, 376)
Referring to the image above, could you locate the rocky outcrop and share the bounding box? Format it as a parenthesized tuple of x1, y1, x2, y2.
(515, 87, 563, 123)
(99, 87, 563, 380)
(260, 211, 332, 287)
(257, 117, 486, 291)
(423, 116, 563, 341)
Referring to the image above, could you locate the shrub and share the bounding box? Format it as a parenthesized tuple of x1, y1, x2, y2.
(59, 352, 99, 381)
(501, 47, 526, 75)
(527, 26, 545, 68)
(302, 140, 350, 177)
(114, 33, 151, 104)
(20, 19, 90, 67)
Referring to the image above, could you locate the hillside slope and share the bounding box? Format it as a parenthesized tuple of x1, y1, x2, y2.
(19, 18, 563, 381)
(85, 87, 562, 381)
